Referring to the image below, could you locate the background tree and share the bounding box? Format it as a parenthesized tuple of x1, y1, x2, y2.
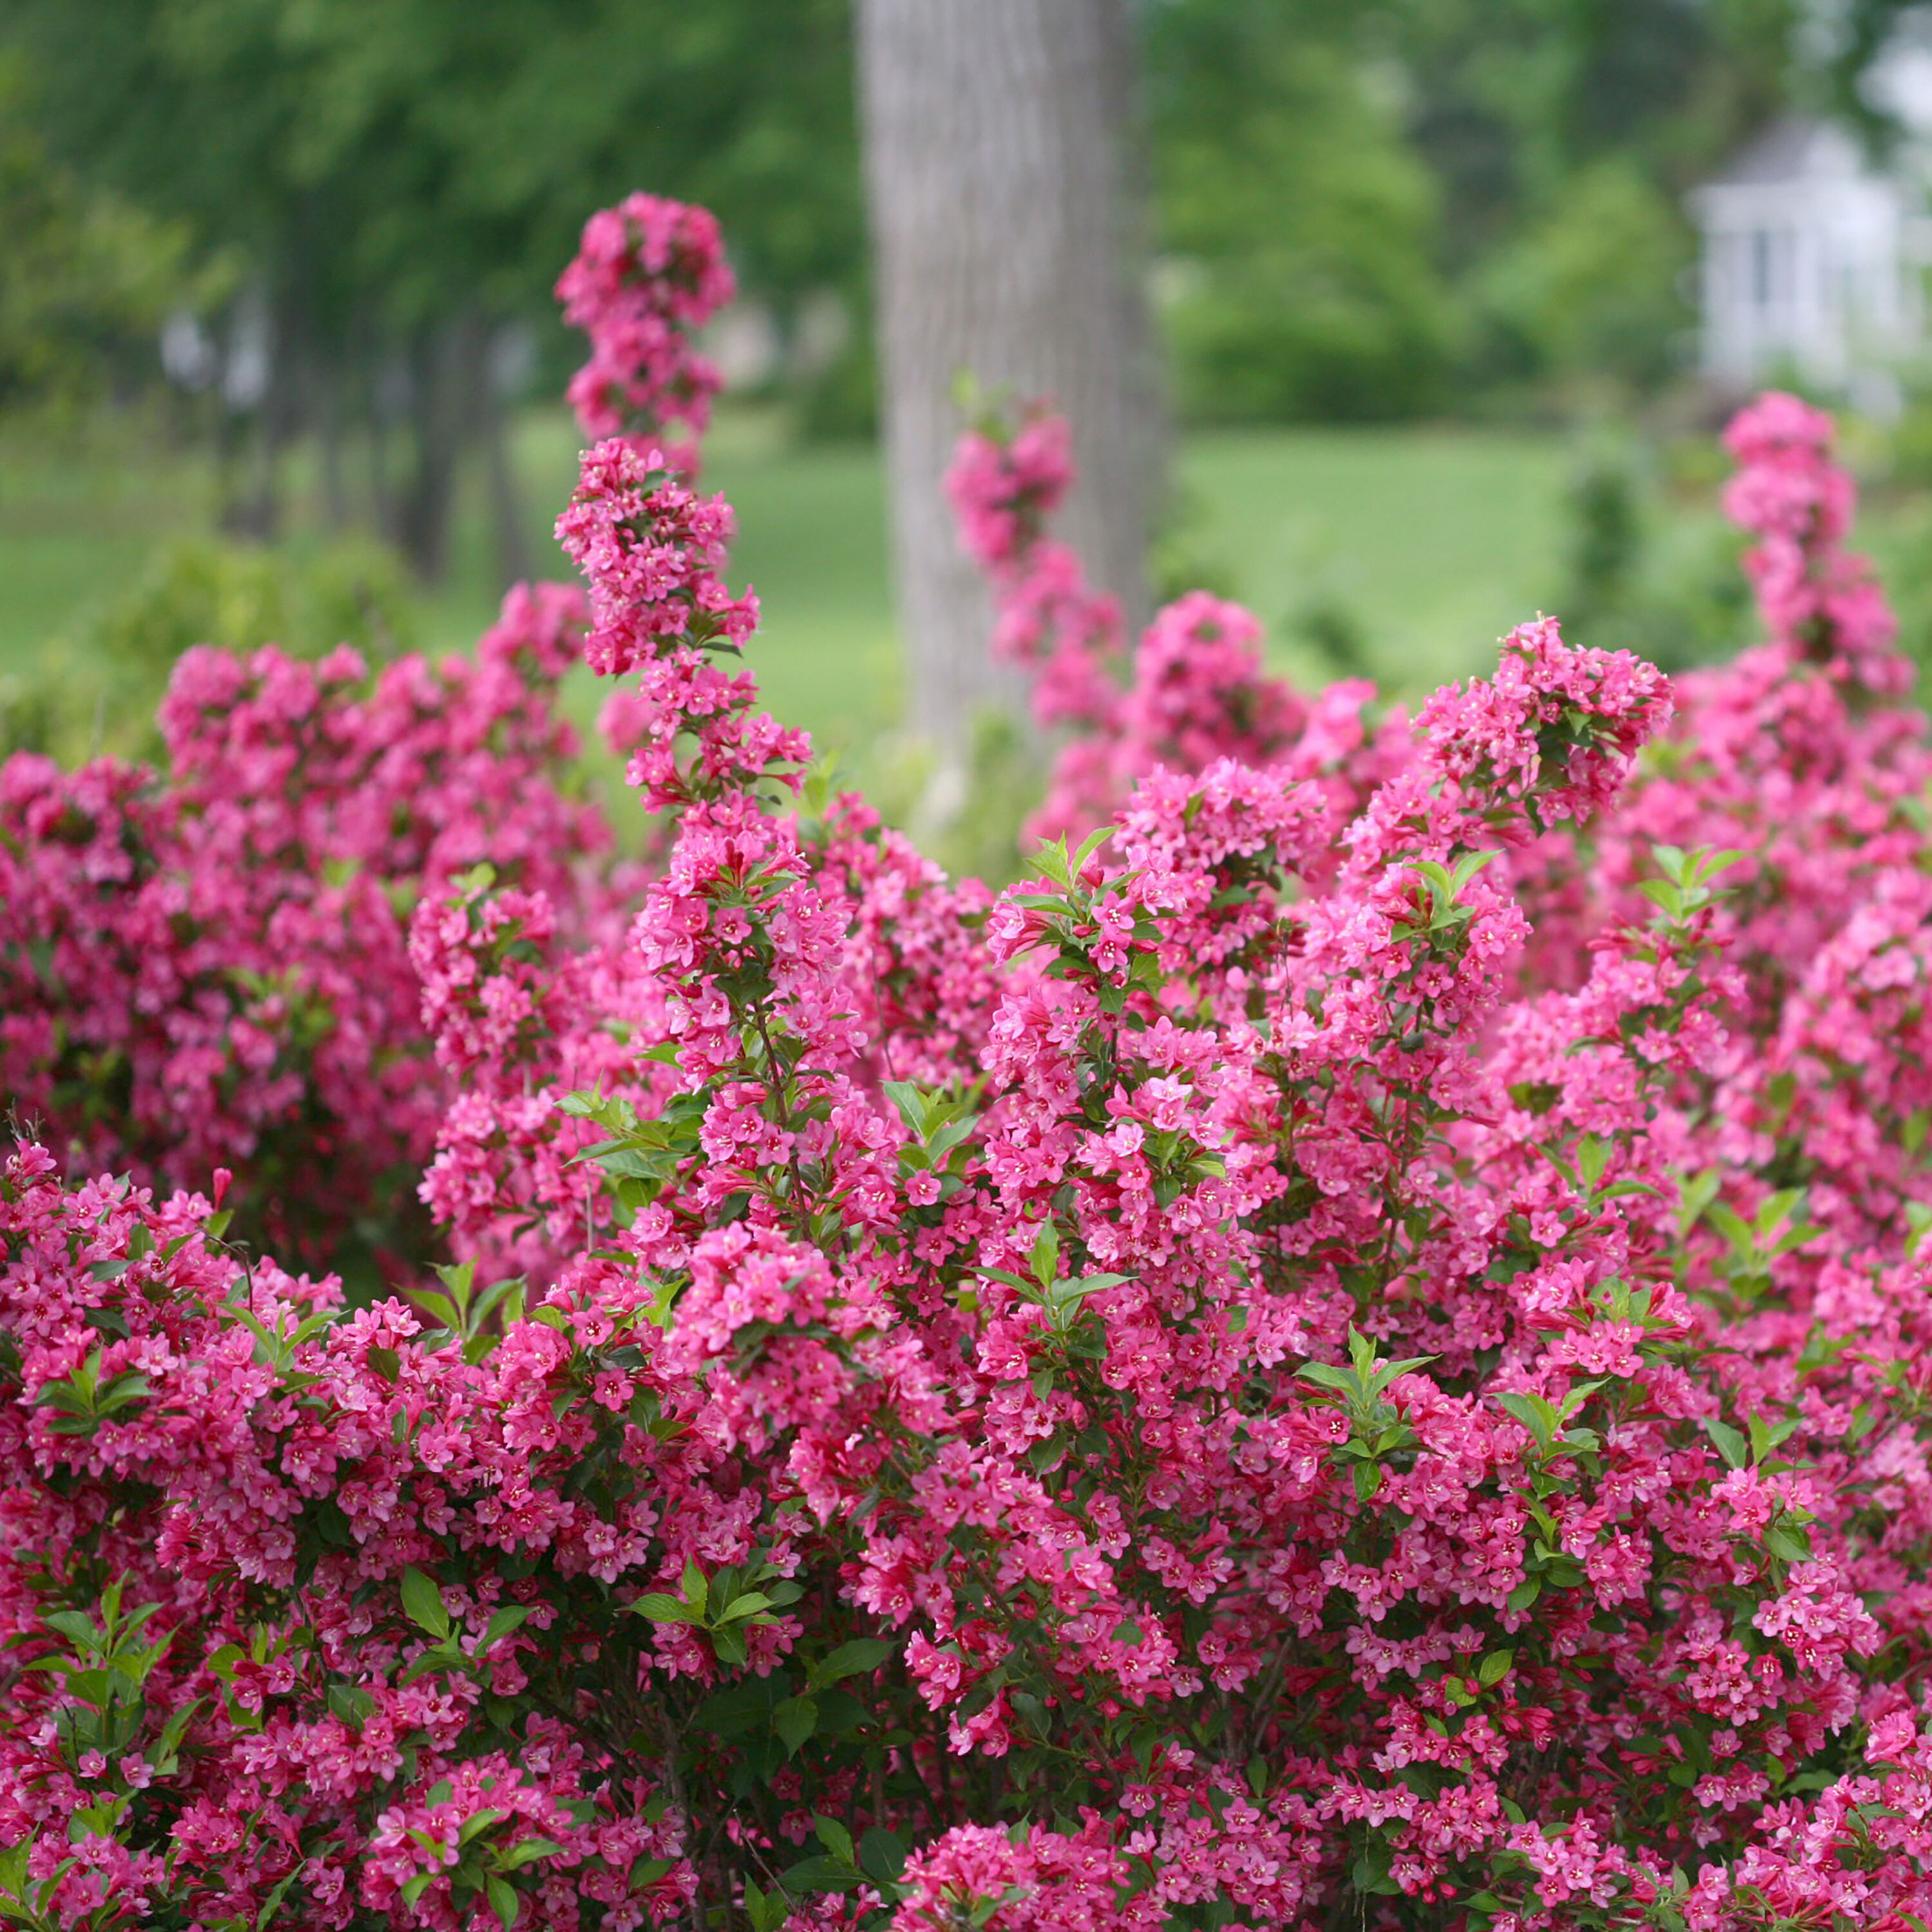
(0, 54, 200, 421)
(1371, 0, 1800, 394)
(855, 0, 1164, 768)
(0, 0, 862, 581)
(1144, 0, 1449, 424)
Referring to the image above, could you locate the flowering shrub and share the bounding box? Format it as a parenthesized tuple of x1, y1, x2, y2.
(8, 200, 1932, 1932)
(0, 582, 608, 1269)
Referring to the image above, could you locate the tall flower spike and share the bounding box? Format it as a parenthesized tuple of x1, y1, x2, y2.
(1722, 388, 1906, 693)
(556, 191, 735, 465)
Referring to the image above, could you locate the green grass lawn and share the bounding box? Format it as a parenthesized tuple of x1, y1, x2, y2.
(1177, 426, 1571, 694)
(0, 406, 1577, 772)
(0, 422, 220, 703)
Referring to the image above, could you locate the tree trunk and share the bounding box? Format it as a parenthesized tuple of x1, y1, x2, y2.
(317, 354, 348, 531)
(397, 312, 488, 584)
(481, 329, 533, 592)
(856, 0, 1164, 761)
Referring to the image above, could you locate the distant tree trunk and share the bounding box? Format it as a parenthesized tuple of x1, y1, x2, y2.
(481, 328, 532, 592)
(856, 0, 1164, 762)
(224, 377, 293, 544)
(397, 312, 488, 584)
(317, 355, 348, 531)
(368, 340, 403, 545)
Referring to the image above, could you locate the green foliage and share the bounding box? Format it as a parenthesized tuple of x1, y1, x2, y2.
(1470, 158, 1692, 391)
(0, 54, 205, 418)
(97, 531, 413, 672)
(1144, 0, 1843, 419)
(1560, 438, 1645, 634)
(793, 303, 878, 444)
(1150, 11, 1448, 422)
(0, 0, 865, 572)
(1381, 0, 1797, 274)
(862, 709, 1041, 889)
(1546, 432, 1757, 672)
(2, 0, 1924, 467)
(630, 1555, 806, 1669)
(1295, 1325, 1437, 1503)
(0, 0, 862, 338)
(4, 531, 416, 761)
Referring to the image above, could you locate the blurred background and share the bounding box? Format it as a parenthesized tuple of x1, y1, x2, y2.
(5, 0, 1932, 851)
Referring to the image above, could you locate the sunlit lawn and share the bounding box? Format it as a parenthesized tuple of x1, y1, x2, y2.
(1, 405, 1586, 774)
(1178, 425, 1571, 692)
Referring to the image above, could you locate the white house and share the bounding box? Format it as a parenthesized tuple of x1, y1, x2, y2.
(1688, 113, 1931, 409)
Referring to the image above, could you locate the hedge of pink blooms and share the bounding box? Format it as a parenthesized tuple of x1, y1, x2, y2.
(0, 580, 616, 1269)
(6, 197, 1932, 1932)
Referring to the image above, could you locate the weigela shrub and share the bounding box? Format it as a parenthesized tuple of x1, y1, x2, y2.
(0, 583, 609, 1269)
(6, 200, 1932, 1931)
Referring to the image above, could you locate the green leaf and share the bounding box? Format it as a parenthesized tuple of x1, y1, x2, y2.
(692, 1678, 782, 1738)
(679, 1558, 708, 1615)
(781, 1855, 862, 1893)
(480, 1605, 533, 1652)
(744, 1879, 788, 1932)
(1351, 1841, 1401, 1896)
(808, 1638, 893, 1688)
(43, 1610, 99, 1649)
(327, 1682, 377, 1732)
(1070, 822, 1113, 876)
(433, 1257, 476, 1309)
(773, 1695, 819, 1756)
(632, 1593, 699, 1625)
(1371, 1354, 1437, 1393)
(486, 1873, 520, 1929)
(401, 1567, 451, 1641)
(813, 1815, 856, 1867)
(498, 1839, 564, 1872)
(1701, 1417, 1748, 1470)
(460, 1806, 508, 1846)
(254, 1870, 299, 1928)
(882, 1080, 928, 1135)
(1294, 1363, 1354, 1392)
(1030, 1222, 1061, 1294)
(858, 1826, 909, 1884)
(1577, 1135, 1609, 1188)
(1497, 1390, 1556, 1451)
(1452, 848, 1501, 890)
(1477, 1649, 1513, 1688)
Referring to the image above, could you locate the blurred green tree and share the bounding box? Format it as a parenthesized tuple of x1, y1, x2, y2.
(1146, 2, 1449, 422)
(0, 0, 863, 576)
(1374, 0, 1913, 395)
(0, 52, 201, 417)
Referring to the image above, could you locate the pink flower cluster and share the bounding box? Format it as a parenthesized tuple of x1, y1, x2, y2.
(1722, 389, 1906, 692)
(0, 582, 607, 1267)
(556, 192, 735, 468)
(10, 180, 1932, 1932)
(946, 402, 1392, 844)
(554, 439, 770, 805)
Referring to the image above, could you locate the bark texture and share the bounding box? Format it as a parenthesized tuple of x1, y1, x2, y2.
(857, 0, 1163, 755)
